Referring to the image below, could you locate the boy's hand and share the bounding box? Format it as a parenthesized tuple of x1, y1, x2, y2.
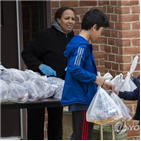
(102, 81, 115, 90)
(95, 76, 105, 86)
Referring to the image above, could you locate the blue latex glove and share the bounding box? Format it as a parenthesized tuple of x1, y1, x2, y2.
(39, 64, 56, 76)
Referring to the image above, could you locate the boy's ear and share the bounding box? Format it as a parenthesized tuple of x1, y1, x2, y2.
(92, 24, 97, 31)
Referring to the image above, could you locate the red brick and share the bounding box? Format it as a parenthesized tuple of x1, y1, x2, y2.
(119, 15, 139, 22)
(107, 6, 113, 13)
(109, 54, 115, 61)
(112, 47, 118, 54)
(122, 47, 140, 54)
(115, 23, 130, 30)
(98, 1, 103, 6)
(60, 1, 78, 7)
(80, 1, 97, 6)
(51, 1, 59, 7)
(104, 30, 110, 37)
(132, 22, 140, 29)
(94, 37, 105, 44)
(94, 52, 105, 58)
(132, 6, 140, 13)
(111, 1, 117, 5)
(73, 8, 88, 15)
(109, 22, 114, 29)
(120, 64, 131, 71)
(118, 0, 139, 6)
(93, 45, 99, 51)
(111, 30, 118, 38)
(111, 15, 117, 21)
(97, 66, 105, 73)
(116, 55, 132, 63)
(119, 31, 139, 38)
(103, 1, 109, 5)
(74, 23, 81, 29)
(105, 46, 111, 53)
(108, 38, 114, 45)
(132, 39, 140, 46)
(115, 7, 130, 14)
(112, 63, 119, 70)
(100, 59, 105, 65)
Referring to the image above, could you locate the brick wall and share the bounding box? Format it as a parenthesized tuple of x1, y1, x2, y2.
(44, 0, 140, 140)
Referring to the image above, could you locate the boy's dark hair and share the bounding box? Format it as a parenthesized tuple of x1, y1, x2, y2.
(55, 7, 75, 21)
(81, 9, 109, 30)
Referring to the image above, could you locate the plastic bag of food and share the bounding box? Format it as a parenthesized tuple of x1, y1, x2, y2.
(8, 82, 28, 103)
(86, 86, 123, 125)
(46, 77, 65, 99)
(34, 77, 55, 99)
(110, 92, 131, 120)
(0, 79, 9, 103)
(23, 81, 40, 102)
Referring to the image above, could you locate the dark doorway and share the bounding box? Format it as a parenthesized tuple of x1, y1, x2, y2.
(1, 1, 50, 139)
(1, 1, 21, 138)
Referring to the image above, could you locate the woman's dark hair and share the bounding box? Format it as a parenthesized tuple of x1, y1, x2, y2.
(81, 9, 109, 30)
(55, 7, 75, 21)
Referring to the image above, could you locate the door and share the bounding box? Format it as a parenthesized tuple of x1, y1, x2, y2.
(1, 1, 21, 139)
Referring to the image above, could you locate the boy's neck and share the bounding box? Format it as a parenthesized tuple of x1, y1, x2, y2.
(79, 30, 90, 42)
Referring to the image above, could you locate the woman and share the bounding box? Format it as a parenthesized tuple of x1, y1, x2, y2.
(21, 7, 75, 140)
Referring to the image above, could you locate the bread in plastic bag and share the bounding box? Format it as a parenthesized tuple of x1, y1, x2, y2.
(34, 77, 55, 99)
(1, 68, 27, 84)
(8, 82, 28, 103)
(0, 79, 9, 103)
(86, 87, 123, 125)
(46, 77, 64, 99)
(23, 81, 40, 102)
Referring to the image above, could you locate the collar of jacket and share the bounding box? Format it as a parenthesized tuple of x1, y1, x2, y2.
(51, 20, 74, 37)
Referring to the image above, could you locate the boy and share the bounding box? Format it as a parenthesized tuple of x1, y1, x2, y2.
(61, 9, 114, 140)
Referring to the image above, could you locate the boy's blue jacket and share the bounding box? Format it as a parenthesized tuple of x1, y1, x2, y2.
(61, 35, 98, 106)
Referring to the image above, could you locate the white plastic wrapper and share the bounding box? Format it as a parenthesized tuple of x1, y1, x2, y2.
(8, 82, 28, 103)
(86, 87, 123, 125)
(23, 81, 40, 102)
(34, 77, 55, 99)
(46, 77, 64, 99)
(1, 68, 27, 84)
(0, 79, 9, 103)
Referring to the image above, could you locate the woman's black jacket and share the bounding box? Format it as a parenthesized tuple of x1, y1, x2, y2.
(21, 26, 74, 79)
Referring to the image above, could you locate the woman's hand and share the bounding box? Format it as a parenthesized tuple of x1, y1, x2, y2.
(111, 89, 119, 95)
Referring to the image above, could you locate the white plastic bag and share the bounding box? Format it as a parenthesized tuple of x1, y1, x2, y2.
(34, 77, 55, 99)
(86, 87, 123, 125)
(110, 92, 132, 120)
(0, 79, 9, 103)
(46, 77, 65, 99)
(120, 56, 138, 92)
(8, 82, 28, 103)
(111, 73, 124, 91)
(23, 81, 40, 102)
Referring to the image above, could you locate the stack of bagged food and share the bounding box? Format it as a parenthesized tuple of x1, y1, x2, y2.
(0, 64, 64, 103)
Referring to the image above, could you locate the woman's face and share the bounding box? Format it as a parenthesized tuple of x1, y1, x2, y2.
(57, 9, 75, 34)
